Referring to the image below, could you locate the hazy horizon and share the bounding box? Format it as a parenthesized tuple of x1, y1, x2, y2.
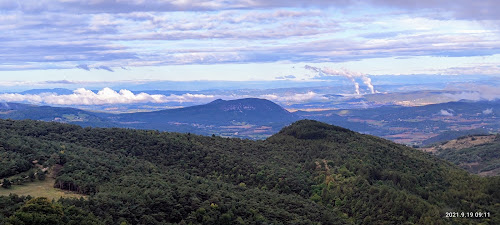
(2, 0, 500, 111)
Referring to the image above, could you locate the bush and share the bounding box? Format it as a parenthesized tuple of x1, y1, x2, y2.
(1, 179, 11, 189)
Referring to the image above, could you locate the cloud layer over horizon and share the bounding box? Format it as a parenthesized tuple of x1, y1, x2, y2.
(0, 88, 216, 105)
(0, 87, 332, 106)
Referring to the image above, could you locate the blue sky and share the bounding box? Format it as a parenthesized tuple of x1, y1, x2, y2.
(1, 0, 500, 83)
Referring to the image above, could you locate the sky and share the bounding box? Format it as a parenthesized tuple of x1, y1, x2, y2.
(1, 0, 500, 84)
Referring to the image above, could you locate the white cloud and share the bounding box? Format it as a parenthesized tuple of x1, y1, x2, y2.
(441, 65, 500, 75)
(4, 0, 499, 20)
(483, 108, 493, 115)
(163, 93, 216, 103)
(0, 88, 215, 105)
(444, 85, 500, 101)
(0, 0, 499, 75)
(0, 93, 44, 103)
(439, 109, 454, 116)
(260, 91, 327, 104)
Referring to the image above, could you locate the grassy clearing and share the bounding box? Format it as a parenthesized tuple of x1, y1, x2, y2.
(0, 178, 85, 200)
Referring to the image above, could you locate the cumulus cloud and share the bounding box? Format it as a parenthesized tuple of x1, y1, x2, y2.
(483, 108, 493, 115)
(260, 91, 327, 104)
(0, 93, 44, 103)
(0, 88, 215, 105)
(440, 109, 454, 116)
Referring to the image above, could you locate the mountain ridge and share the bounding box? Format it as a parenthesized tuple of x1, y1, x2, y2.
(117, 98, 298, 123)
(1, 98, 499, 142)
(107, 98, 299, 137)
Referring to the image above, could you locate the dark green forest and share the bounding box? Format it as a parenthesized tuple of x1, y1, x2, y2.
(421, 129, 490, 147)
(435, 134, 500, 175)
(0, 119, 499, 224)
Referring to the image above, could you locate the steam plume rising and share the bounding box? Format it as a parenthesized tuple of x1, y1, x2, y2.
(361, 76, 375, 94)
(305, 65, 376, 95)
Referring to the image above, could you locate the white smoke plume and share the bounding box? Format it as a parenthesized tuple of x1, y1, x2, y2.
(0, 88, 215, 105)
(305, 65, 376, 95)
(361, 76, 375, 94)
(353, 82, 360, 95)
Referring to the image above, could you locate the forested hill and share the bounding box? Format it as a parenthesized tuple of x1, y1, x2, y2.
(424, 134, 500, 176)
(0, 119, 499, 224)
(0, 102, 114, 128)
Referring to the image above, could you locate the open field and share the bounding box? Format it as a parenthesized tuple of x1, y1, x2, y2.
(0, 178, 85, 200)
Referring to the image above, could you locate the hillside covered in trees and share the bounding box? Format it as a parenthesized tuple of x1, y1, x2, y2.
(423, 134, 500, 176)
(0, 119, 499, 224)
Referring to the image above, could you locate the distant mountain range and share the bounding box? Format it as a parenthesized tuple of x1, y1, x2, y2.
(0, 102, 115, 128)
(1, 98, 499, 142)
(18, 88, 75, 95)
(298, 100, 500, 144)
(0, 98, 298, 138)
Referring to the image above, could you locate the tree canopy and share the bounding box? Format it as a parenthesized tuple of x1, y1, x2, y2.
(0, 119, 498, 224)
